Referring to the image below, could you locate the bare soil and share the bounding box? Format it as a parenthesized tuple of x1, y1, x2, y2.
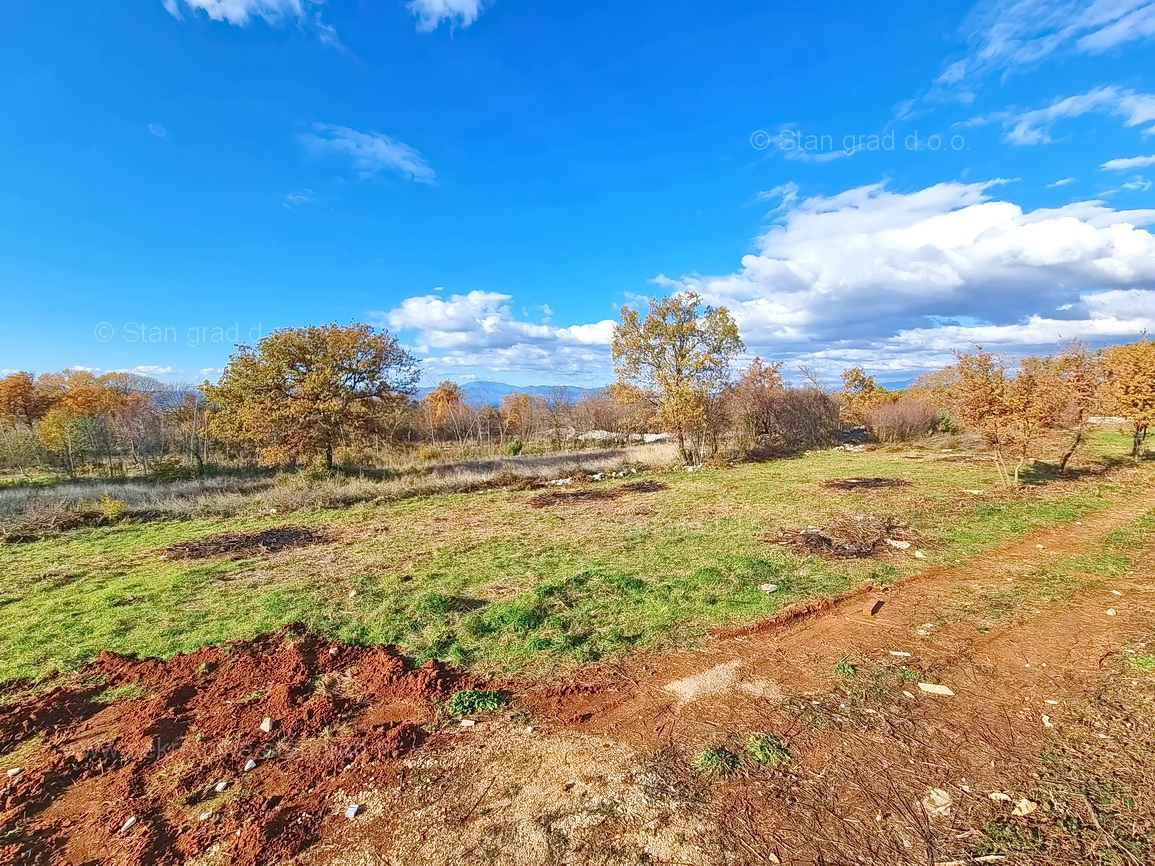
(3, 483, 1154, 865)
(528, 479, 667, 508)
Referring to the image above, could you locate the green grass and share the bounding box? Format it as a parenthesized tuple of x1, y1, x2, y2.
(691, 746, 741, 777)
(745, 733, 791, 767)
(443, 688, 508, 716)
(1130, 655, 1155, 673)
(0, 433, 1149, 683)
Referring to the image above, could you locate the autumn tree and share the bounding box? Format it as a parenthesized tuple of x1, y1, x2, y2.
(1047, 341, 1105, 473)
(204, 323, 419, 469)
(0, 372, 54, 430)
(612, 292, 744, 464)
(952, 349, 1059, 486)
(839, 367, 894, 425)
(1103, 338, 1155, 459)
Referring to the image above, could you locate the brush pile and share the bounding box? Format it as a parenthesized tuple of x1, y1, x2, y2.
(770, 513, 929, 558)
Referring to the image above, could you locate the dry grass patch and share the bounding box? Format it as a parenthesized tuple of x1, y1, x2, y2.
(164, 525, 335, 560)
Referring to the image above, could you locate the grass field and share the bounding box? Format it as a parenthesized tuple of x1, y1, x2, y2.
(0, 430, 1148, 684)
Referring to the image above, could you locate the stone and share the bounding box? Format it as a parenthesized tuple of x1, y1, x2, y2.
(759, 583, 779, 592)
(120, 817, 137, 834)
(215, 781, 229, 793)
(459, 719, 476, 727)
(6, 768, 20, 779)
(921, 788, 953, 819)
(244, 759, 258, 772)
(345, 804, 361, 819)
(259, 717, 274, 734)
(917, 682, 955, 697)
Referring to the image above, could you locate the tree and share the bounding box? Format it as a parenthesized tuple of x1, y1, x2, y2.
(839, 367, 893, 425)
(612, 292, 744, 464)
(0, 372, 53, 430)
(1103, 338, 1155, 459)
(952, 349, 1058, 486)
(1048, 341, 1104, 473)
(204, 323, 419, 469)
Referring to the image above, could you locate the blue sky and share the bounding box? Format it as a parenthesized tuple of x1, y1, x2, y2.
(2, 0, 1154, 387)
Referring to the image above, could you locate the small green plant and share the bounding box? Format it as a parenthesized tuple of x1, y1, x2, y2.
(833, 660, 858, 678)
(1130, 654, 1155, 672)
(99, 493, 129, 523)
(444, 688, 507, 717)
(691, 746, 740, 777)
(745, 733, 791, 767)
(505, 438, 524, 456)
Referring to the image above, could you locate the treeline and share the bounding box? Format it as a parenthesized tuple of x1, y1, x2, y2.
(1, 303, 1152, 484)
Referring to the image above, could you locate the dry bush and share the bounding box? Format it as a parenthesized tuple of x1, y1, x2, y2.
(771, 513, 929, 558)
(745, 388, 840, 456)
(0, 498, 99, 543)
(865, 398, 939, 443)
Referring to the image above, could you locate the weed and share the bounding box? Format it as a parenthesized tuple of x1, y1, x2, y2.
(833, 660, 858, 678)
(691, 746, 740, 777)
(444, 688, 507, 717)
(745, 733, 791, 767)
(1130, 655, 1155, 672)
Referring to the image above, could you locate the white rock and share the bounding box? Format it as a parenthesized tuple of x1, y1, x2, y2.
(1012, 798, 1038, 817)
(120, 817, 138, 834)
(215, 781, 229, 793)
(1107, 609, 1117, 616)
(345, 804, 361, 819)
(913, 550, 927, 559)
(199, 811, 213, 821)
(759, 583, 779, 593)
(1111, 590, 1123, 596)
(922, 788, 953, 819)
(6, 768, 20, 779)
(459, 719, 476, 727)
(989, 792, 1012, 802)
(259, 717, 274, 734)
(888, 650, 912, 657)
(917, 682, 955, 697)
(1042, 715, 1054, 728)
(885, 539, 911, 550)
(244, 759, 258, 772)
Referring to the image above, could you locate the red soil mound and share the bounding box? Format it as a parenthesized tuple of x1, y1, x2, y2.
(0, 625, 466, 866)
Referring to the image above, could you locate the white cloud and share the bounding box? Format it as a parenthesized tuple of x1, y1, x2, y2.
(408, 0, 486, 32)
(382, 290, 615, 381)
(1047, 177, 1075, 187)
(938, 0, 1155, 92)
(148, 123, 167, 138)
(382, 181, 1155, 383)
(662, 179, 1155, 375)
(127, 365, 177, 377)
(302, 124, 436, 184)
(283, 189, 316, 208)
(164, 0, 309, 26)
(164, 0, 339, 44)
(1103, 154, 1155, 171)
(989, 86, 1155, 145)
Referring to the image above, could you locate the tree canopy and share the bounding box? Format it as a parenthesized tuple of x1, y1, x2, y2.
(204, 323, 419, 468)
(612, 292, 744, 463)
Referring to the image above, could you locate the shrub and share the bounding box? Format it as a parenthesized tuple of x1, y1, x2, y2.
(99, 493, 129, 523)
(745, 733, 791, 767)
(444, 688, 508, 717)
(0, 498, 91, 543)
(865, 398, 939, 443)
(504, 438, 524, 456)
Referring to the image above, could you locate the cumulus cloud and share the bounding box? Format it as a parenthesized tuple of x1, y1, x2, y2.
(660, 179, 1155, 377)
(301, 124, 436, 184)
(408, 0, 486, 32)
(382, 290, 615, 381)
(127, 365, 177, 377)
(938, 0, 1155, 92)
(380, 181, 1155, 383)
(986, 86, 1155, 145)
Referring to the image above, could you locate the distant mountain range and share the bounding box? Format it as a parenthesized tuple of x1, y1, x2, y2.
(415, 381, 604, 407)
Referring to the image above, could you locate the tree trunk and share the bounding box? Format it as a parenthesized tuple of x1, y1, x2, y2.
(325, 441, 334, 470)
(1058, 429, 1083, 475)
(1135, 424, 1149, 459)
